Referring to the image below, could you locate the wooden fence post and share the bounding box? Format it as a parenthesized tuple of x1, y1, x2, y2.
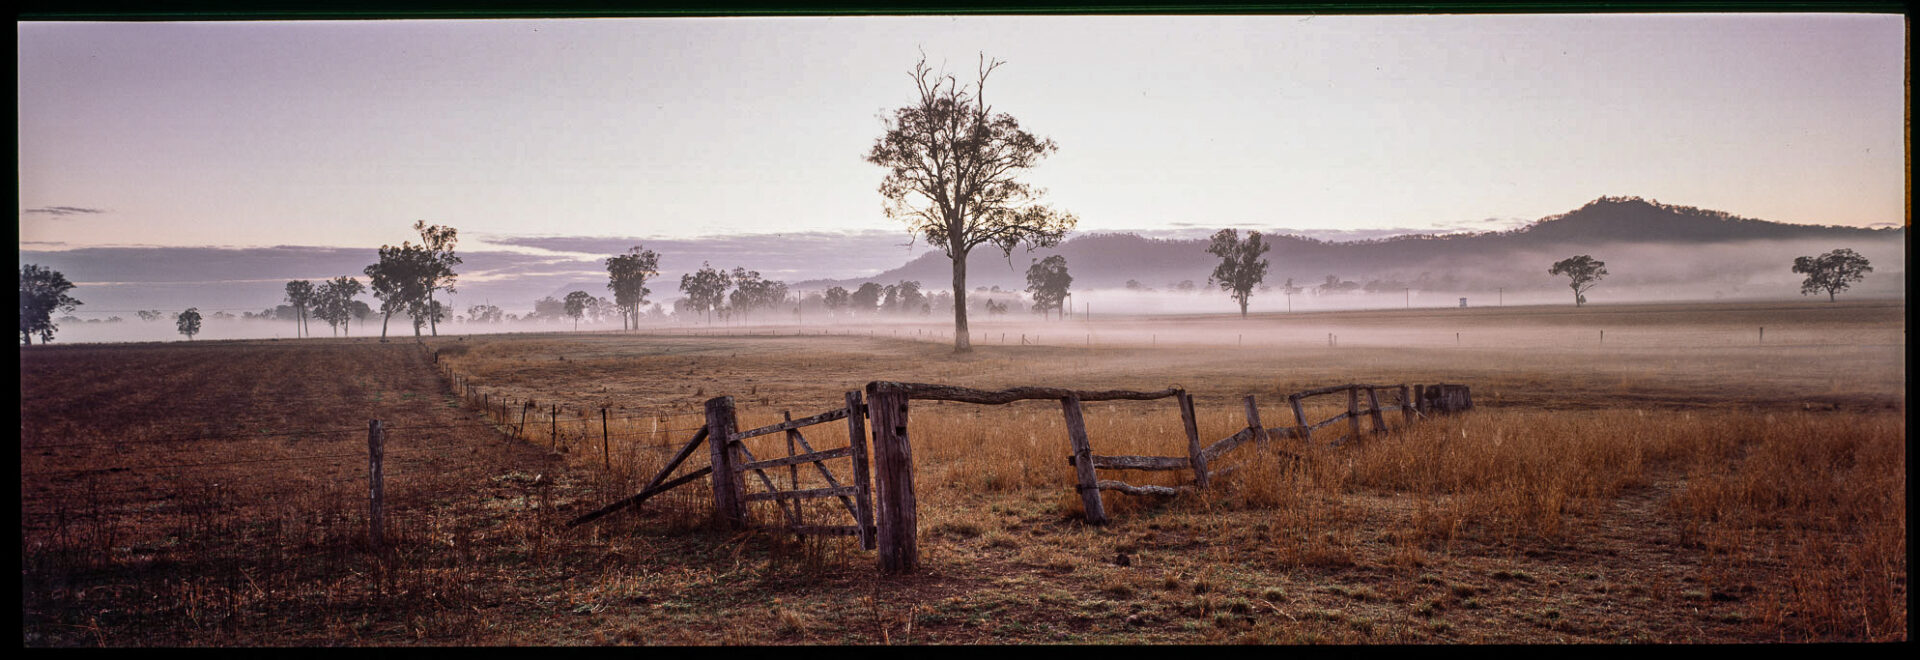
(1060, 395, 1108, 525)
(550, 405, 558, 450)
(601, 408, 610, 470)
(367, 419, 385, 552)
(783, 411, 803, 529)
(1365, 387, 1387, 434)
(1400, 384, 1414, 426)
(1347, 386, 1362, 442)
(867, 383, 917, 573)
(705, 396, 746, 528)
(1289, 393, 1311, 444)
(1413, 384, 1426, 415)
(1178, 391, 1208, 489)
(1243, 394, 1270, 448)
(845, 390, 876, 551)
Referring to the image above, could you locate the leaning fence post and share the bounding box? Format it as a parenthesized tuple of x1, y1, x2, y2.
(1178, 391, 1208, 489)
(1365, 387, 1387, 434)
(1347, 386, 1362, 442)
(1243, 394, 1270, 448)
(1060, 394, 1108, 525)
(867, 382, 917, 573)
(1289, 393, 1311, 444)
(367, 419, 385, 552)
(845, 390, 876, 551)
(705, 396, 746, 528)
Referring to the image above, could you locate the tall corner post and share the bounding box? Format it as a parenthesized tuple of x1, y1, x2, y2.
(867, 382, 918, 574)
(705, 395, 746, 528)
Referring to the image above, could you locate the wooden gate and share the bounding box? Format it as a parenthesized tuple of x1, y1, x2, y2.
(706, 393, 877, 550)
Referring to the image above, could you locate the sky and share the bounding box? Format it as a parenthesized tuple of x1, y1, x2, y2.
(19, 14, 1908, 251)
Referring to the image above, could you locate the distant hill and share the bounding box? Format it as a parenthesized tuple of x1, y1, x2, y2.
(793, 196, 1903, 295)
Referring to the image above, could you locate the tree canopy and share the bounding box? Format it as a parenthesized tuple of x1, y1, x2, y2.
(284, 280, 314, 338)
(850, 282, 884, 315)
(823, 286, 850, 315)
(1548, 255, 1608, 306)
(678, 262, 731, 325)
(412, 221, 460, 337)
(365, 242, 434, 340)
(605, 246, 660, 330)
(312, 276, 365, 336)
(866, 53, 1076, 352)
(175, 308, 202, 340)
(564, 290, 593, 330)
(1793, 248, 1872, 302)
(1206, 229, 1271, 318)
(20, 264, 81, 345)
(1024, 255, 1073, 319)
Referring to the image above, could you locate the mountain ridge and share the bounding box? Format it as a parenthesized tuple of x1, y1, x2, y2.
(792, 196, 1902, 293)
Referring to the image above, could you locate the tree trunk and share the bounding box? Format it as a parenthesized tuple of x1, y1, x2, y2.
(380, 308, 391, 340)
(427, 291, 438, 336)
(951, 249, 972, 353)
(1240, 298, 1248, 318)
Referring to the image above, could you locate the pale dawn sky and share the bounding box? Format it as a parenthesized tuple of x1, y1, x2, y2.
(18, 13, 1909, 254)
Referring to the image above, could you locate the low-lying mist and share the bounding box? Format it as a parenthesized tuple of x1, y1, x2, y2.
(26, 236, 1901, 346)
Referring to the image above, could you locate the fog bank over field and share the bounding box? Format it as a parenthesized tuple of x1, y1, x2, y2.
(20, 195, 1904, 345)
(25, 233, 1904, 345)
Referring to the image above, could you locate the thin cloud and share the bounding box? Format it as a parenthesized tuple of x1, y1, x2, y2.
(23, 206, 108, 217)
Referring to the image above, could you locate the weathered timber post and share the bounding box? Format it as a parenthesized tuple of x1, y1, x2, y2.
(705, 396, 747, 528)
(1365, 387, 1387, 434)
(782, 411, 800, 491)
(866, 383, 917, 573)
(783, 410, 803, 529)
(1347, 386, 1362, 442)
(845, 390, 876, 551)
(550, 405, 558, 450)
(601, 408, 610, 470)
(1243, 394, 1270, 447)
(1400, 384, 1414, 426)
(1289, 393, 1311, 444)
(1060, 394, 1108, 525)
(367, 419, 385, 552)
(1413, 384, 1426, 415)
(1178, 391, 1208, 489)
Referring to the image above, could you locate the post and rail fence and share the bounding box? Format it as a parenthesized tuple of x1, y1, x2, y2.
(438, 355, 1473, 576)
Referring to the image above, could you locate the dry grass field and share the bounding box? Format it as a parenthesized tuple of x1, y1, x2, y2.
(19, 300, 1906, 645)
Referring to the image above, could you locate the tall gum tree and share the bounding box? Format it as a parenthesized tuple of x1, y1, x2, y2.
(605, 246, 660, 330)
(867, 54, 1076, 353)
(1206, 229, 1271, 318)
